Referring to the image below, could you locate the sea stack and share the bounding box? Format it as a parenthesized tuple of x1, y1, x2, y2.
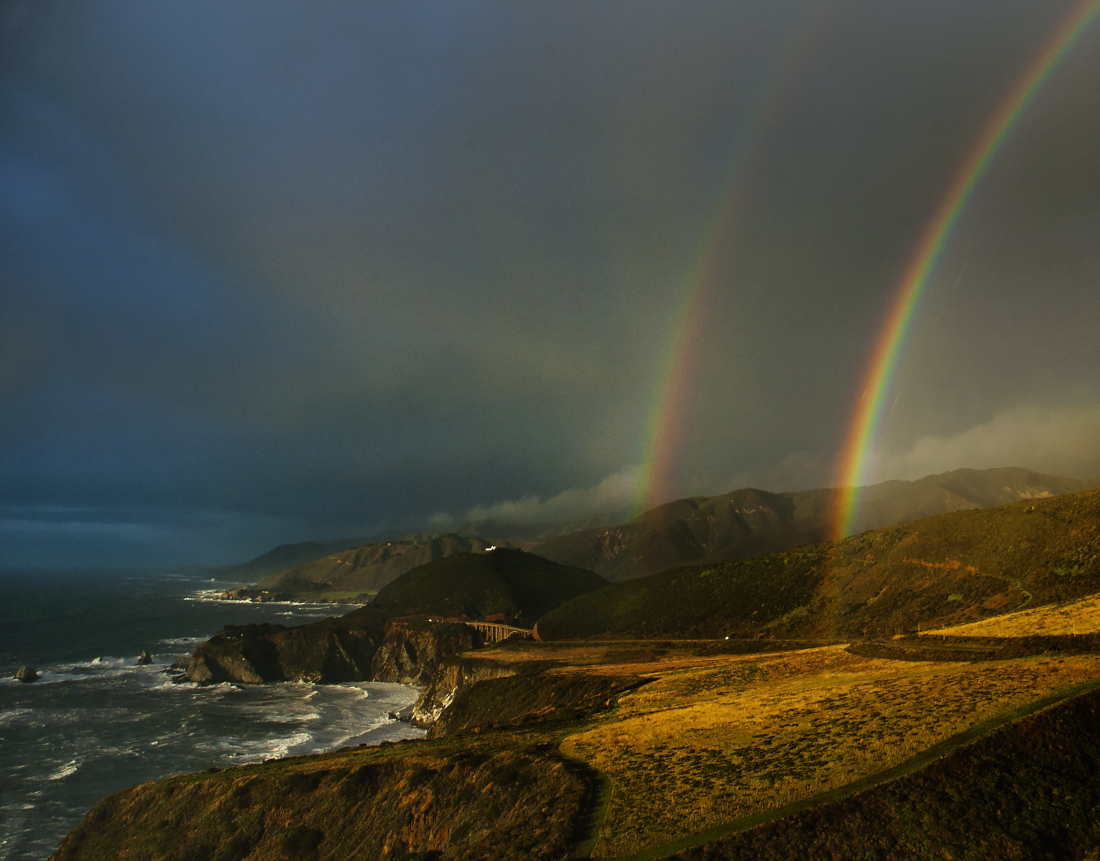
(137, 650, 153, 666)
(14, 666, 38, 683)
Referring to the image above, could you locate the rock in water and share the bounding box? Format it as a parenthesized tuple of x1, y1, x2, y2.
(137, 650, 153, 666)
(14, 666, 38, 683)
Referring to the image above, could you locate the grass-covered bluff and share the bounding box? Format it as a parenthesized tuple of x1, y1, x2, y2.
(52, 731, 595, 861)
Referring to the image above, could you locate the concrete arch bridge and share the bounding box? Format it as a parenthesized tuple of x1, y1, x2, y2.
(465, 621, 533, 642)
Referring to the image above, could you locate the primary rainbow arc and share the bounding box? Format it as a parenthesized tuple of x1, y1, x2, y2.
(831, 0, 1100, 542)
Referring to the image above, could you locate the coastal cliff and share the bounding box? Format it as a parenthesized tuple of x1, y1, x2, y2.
(369, 621, 483, 686)
(182, 615, 521, 733)
(184, 614, 385, 685)
(370, 621, 518, 728)
(183, 615, 489, 696)
(183, 548, 610, 717)
(52, 638, 643, 861)
(413, 657, 517, 730)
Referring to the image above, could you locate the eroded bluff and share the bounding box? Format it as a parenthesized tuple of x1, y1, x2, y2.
(184, 615, 486, 686)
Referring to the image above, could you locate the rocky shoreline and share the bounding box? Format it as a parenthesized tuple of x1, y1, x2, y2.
(177, 615, 518, 731)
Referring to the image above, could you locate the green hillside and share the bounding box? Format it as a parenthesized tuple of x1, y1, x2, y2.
(532, 467, 1096, 582)
(367, 547, 608, 627)
(536, 487, 1100, 641)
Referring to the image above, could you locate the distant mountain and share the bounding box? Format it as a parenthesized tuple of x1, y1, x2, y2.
(223, 536, 379, 581)
(367, 548, 609, 628)
(532, 467, 1097, 582)
(535, 486, 1100, 641)
(855, 467, 1094, 529)
(232, 534, 518, 600)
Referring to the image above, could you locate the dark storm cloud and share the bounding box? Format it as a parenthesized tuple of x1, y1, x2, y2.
(1, 0, 1098, 566)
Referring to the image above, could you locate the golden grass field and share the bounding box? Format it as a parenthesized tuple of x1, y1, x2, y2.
(929, 592, 1100, 637)
(537, 644, 1100, 858)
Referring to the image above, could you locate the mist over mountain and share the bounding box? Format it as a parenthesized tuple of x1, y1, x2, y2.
(533, 467, 1097, 581)
(223, 467, 1097, 599)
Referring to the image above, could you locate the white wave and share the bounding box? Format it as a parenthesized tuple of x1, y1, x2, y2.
(232, 702, 322, 723)
(83, 656, 132, 670)
(159, 636, 206, 647)
(46, 760, 79, 780)
(147, 672, 198, 691)
(18, 670, 102, 684)
(208, 730, 315, 763)
(185, 590, 350, 610)
(195, 681, 237, 694)
(25, 658, 143, 684)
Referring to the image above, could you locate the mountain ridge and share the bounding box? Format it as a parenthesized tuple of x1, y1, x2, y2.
(532, 466, 1097, 581)
(536, 486, 1100, 642)
(226, 534, 518, 602)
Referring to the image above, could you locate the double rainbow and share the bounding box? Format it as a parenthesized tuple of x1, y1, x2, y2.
(831, 0, 1100, 541)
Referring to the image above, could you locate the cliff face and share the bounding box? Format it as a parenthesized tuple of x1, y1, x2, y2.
(181, 617, 496, 722)
(185, 547, 601, 690)
(369, 621, 483, 686)
(414, 659, 516, 730)
(362, 620, 516, 729)
(184, 618, 384, 685)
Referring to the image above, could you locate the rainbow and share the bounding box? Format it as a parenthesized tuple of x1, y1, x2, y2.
(831, 0, 1100, 542)
(636, 7, 833, 514)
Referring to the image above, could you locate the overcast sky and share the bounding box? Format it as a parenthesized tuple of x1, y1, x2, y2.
(2, 0, 1099, 568)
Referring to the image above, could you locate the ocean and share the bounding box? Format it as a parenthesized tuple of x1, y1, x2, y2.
(0, 569, 423, 861)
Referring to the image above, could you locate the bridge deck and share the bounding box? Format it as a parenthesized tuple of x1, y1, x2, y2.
(466, 621, 533, 642)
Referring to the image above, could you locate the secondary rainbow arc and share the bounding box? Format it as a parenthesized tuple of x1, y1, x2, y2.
(636, 8, 832, 515)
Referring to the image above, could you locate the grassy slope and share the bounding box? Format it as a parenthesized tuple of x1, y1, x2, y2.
(669, 684, 1100, 861)
(52, 729, 596, 861)
(366, 547, 608, 628)
(934, 591, 1100, 637)
(532, 468, 1095, 583)
(537, 488, 1100, 641)
(561, 646, 1100, 857)
(536, 545, 830, 640)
